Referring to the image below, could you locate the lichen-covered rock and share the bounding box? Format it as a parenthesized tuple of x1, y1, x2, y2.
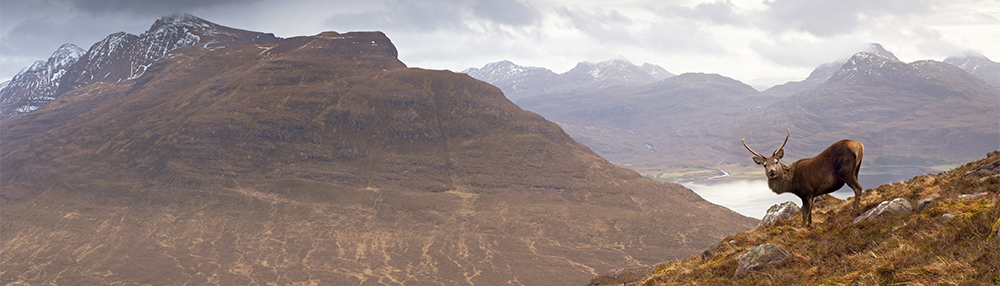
(734, 243, 791, 278)
(941, 213, 956, 221)
(958, 192, 989, 200)
(965, 158, 1000, 178)
(853, 198, 912, 224)
(757, 201, 800, 228)
(916, 196, 938, 212)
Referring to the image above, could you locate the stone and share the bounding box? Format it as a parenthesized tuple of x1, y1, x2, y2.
(757, 201, 800, 228)
(853, 198, 912, 224)
(965, 159, 1000, 178)
(916, 196, 938, 212)
(941, 213, 956, 221)
(958, 192, 989, 200)
(734, 243, 791, 278)
(701, 241, 722, 262)
(588, 265, 656, 286)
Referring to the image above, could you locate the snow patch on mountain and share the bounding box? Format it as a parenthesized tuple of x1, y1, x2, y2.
(0, 43, 86, 118)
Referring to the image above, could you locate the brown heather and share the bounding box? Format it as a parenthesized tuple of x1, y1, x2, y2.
(623, 153, 1000, 285)
(0, 32, 755, 285)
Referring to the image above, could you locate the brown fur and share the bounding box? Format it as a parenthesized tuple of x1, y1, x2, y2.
(744, 131, 864, 227)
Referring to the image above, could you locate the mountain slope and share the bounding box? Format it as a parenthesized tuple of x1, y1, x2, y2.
(944, 54, 1000, 87)
(598, 152, 1000, 285)
(516, 72, 775, 167)
(0, 27, 755, 285)
(466, 44, 999, 170)
(462, 59, 672, 101)
(0, 44, 85, 118)
(761, 43, 902, 98)
(731, 52, 999, 166)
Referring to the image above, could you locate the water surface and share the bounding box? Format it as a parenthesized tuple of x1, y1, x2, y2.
(682, 166, 940, 219)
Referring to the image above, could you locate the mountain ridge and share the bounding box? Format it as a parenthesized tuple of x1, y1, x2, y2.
(0, 13, 278, 119)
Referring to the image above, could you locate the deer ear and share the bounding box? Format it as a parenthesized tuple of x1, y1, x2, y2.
(752, 156, 765, 165)
(774, 148, 784, 160)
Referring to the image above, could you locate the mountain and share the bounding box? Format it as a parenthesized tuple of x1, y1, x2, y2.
(462, 59, 672, 101)
(530, 72, 773, 167)
(468, 44, 997, 170)
(0, 44, 85, 118)
(732, 51, 999, 166)
(944, 53, 1000, 87)
(592, 152, 1000, 285)
(0, 18, 756, 285)
(460, 60, 563, 100)
(0, 13, 278, 119)
(561, 59, 658, 88)
(762, 43, 901, 97)
(642, 63, 675, 81)
(760, 61, 841, 97)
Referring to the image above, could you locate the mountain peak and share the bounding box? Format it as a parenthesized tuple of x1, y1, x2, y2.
(944, 53, 999, 87)
(826, 52, 909, 85)
(640, 63, 674, 81)
(0, 43, 86, 118)
(865, 43, 901, 62)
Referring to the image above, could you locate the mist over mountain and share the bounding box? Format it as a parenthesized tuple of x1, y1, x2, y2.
(0, 16, 755, 285)
(944, 53, 1000, 87)
(761, 43, 902, 97)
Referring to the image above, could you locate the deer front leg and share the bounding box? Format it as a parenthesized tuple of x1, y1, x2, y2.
(801, 194, 813, 227)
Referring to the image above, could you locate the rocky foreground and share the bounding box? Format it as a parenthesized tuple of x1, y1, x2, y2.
(591, 151, 1000, 285)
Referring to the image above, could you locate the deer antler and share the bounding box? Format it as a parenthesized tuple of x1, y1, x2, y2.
(742, 138, 765, 158)
(775, 129, 790, 156)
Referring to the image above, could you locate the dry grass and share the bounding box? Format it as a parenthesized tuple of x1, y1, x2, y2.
(637, 153, 1000, 286)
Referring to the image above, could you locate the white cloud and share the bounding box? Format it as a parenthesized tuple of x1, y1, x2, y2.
(1, 0, 998, 84)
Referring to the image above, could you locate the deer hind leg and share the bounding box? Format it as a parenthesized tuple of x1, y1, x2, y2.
(845, 176, 863, 214)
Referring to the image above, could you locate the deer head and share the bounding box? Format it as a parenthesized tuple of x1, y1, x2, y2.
(742, 130, 790, 180)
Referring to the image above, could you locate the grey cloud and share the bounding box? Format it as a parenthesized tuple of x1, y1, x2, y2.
(472, 0, 541, 26)
(556, 7, 637, 44)
(665, 0, 746, 26)
(63, 0, 265, 16)
(749, 37, 867, 67)
(324, 1, 467, 32)
(0, 16, 148, 79)
(324, 0, 542, 33)
(759, 0, 932, 37)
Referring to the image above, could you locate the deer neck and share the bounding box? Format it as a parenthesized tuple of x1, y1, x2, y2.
(766, 164, 794, 194)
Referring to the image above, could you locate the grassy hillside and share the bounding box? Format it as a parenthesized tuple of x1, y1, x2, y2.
(594, 152, 1000, 285)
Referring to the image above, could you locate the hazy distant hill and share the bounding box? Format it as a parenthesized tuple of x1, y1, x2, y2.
(463, 59, 672, 101)
(0, 16, 755, 285)
(468, 45, 999, 169)
(761, 43, 901, 98)
(944, 53, 1000, 87)
(733, 52, 999, 166)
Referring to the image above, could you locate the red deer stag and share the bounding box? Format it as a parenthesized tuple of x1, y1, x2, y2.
(742, 130, 864, 227)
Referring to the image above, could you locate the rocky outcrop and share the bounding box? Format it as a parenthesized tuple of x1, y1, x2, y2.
(587, 265, 656, 286)
(916, 196, 938, 212)
(757, 201, 800, 228)
(734, 243, 791, 278)
(965, 158, 1000, 178)
(853, 198, 912, 224)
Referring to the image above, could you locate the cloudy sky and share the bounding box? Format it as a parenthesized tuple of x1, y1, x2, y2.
(2, 0, 998, 87)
